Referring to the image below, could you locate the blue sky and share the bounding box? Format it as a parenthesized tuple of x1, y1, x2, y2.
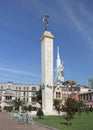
(0, 0, 93, 85)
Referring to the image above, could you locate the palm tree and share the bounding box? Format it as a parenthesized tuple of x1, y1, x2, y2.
(23, 105, 32, 112)
(36, 86, 42, 107)
(76, 100, 85, 115)
(12, 98, 25, 114)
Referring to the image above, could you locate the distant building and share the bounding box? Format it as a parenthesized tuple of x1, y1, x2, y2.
(0, 81, 90, 110)
(78, 91, 93, 107)
(0, 82, 40, 110)
(53, 83, 90, 105)
(53, 83, 71, 105)
(88, 78, 93, 89)
(77, 85, 89, 93)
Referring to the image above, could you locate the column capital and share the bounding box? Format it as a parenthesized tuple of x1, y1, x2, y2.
(40, 31, 54, 41)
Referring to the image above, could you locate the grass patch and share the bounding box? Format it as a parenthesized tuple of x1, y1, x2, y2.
(33, 112, 93, 130)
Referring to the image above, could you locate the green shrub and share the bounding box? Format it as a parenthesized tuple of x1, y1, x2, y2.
(4, 106, 13, 112)
(37, 108, 44, 119)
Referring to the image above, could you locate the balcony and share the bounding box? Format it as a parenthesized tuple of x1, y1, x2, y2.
(3, 93, 14, 97)
(3, 100, 12, 103)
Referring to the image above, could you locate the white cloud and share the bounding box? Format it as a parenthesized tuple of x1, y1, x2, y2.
(0, 67, 40, 77)
(61, 0, 93, 50)
(79, 2, 93, 23)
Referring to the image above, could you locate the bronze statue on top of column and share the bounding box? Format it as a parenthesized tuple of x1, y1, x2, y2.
(43, 15, 49, 31)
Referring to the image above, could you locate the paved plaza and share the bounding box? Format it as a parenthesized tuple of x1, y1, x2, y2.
(0, 112, 55, 130)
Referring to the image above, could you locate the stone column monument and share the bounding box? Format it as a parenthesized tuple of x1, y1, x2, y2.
(40, 15, 54, 115)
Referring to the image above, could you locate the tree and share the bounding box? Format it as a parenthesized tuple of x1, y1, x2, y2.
(36, 86, 42, 107)
(37, 108, 44, 119)
(12, 98, 25, 114)
(28, 105, 32, 112)
(23, 105, 32, 112)
(76, 100, 85, 115)
(85, 105, 90, 114)
(62, 98, 77, 126)
(53, 99, 61, 113)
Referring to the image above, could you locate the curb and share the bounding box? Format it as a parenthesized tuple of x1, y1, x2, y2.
(34, 121, 58, 130)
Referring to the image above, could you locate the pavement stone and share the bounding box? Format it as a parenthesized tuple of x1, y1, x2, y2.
(0, 112, 56, 130)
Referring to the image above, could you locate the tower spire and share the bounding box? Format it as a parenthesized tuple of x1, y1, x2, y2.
(57, 46, 60, 59)
(57, 46, 61, 67)
(55, 46, 64, 83)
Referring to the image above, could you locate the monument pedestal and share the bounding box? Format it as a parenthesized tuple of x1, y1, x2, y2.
(40, 31, 54, 115)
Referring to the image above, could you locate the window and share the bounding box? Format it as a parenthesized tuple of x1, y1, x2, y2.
(24, 92, 25, 96)
(8, 85, 10, 88)
(1, 86, 3, 89)
(83, 95, 85, 100)
(32, 92, 36, 96)
(5, 89, 13, 94)
(27, 87, 29, 90)
(5, 96, 12, 100)
(19, 87, 21, 90)
(32, 97, 36, 102)
(32, 87, 36, 91)
(27, 98, 28, 102)
(86, 94, 88, 100)
(59, 92, 61, 98)
(56, 92, 58, 98)
(0, 97, 2, 101)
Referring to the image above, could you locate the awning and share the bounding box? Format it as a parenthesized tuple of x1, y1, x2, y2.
(4, 103, 13, 107)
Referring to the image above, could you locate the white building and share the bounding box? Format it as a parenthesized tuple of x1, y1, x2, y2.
(0, 82, 40, 110)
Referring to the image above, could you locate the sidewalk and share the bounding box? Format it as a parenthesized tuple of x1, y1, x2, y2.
(0, 112, 53, 130)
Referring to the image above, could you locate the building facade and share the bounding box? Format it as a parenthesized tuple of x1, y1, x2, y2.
(53, 83, 90, 105)
(0, 82, 40, 110)
(79, 91, 93, 107)
(0, 81, 90, 111)
(53, 83, 71, 105)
